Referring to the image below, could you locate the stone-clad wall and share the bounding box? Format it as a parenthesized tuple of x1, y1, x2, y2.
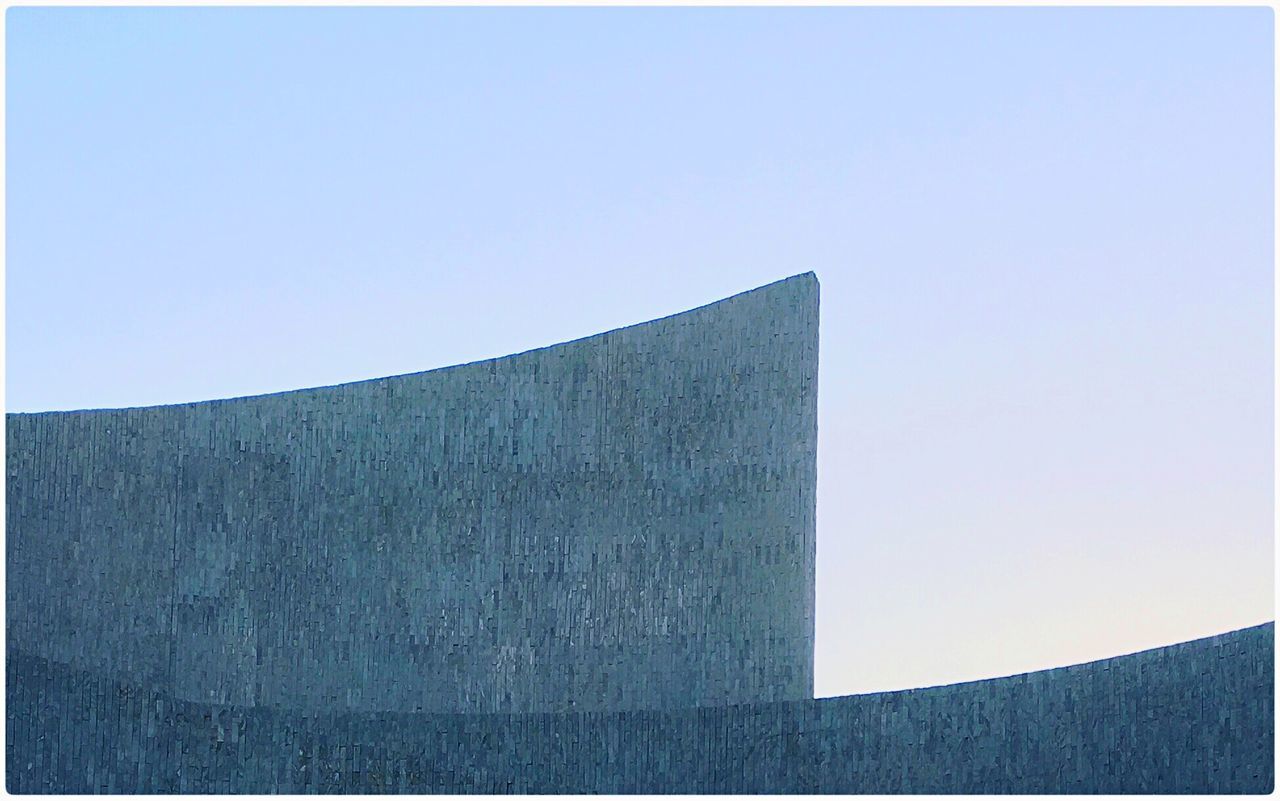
(7, 274, 819, 714)
(10, 271, 1272, 794)
(6, 624, 1273, 794)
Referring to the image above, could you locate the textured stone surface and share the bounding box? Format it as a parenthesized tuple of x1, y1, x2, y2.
(6, 624, 1273, 793)
(9, 271, 1273, 794)
(7, 274, 818, 715)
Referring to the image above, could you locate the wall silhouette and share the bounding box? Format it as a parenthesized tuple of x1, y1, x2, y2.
(7, 273, 1273, 793)
(7, 274, 818, 715)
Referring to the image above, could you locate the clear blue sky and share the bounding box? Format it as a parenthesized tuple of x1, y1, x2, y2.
(7, 7, 1273, 696)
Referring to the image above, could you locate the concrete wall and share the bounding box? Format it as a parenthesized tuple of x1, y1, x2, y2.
(11, 271, 1271, 794)
(6, 624, 1272, 793)
(6, 274, 818, 714)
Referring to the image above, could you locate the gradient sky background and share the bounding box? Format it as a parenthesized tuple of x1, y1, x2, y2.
(7, 7, 1273, 697)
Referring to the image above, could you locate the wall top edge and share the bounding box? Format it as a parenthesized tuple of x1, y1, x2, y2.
(8, 271, 819, 418)
(5, 620, 1270, 719)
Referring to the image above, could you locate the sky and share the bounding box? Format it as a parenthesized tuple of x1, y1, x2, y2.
(6, 7, 1273, 698)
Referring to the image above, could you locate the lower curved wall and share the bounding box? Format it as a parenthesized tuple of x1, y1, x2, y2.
(8, 623, 1272, 794)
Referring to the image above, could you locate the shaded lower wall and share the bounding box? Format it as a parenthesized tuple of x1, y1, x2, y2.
(8, 623, 1272, 794)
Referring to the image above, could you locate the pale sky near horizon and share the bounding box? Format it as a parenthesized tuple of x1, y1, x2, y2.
(7, 7, 1273, 697)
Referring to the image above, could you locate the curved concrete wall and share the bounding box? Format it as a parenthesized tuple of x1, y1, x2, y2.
(10, 272, 1272, 794)
(6, 624, 1272, 793)
(6, 274, 818, 714)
